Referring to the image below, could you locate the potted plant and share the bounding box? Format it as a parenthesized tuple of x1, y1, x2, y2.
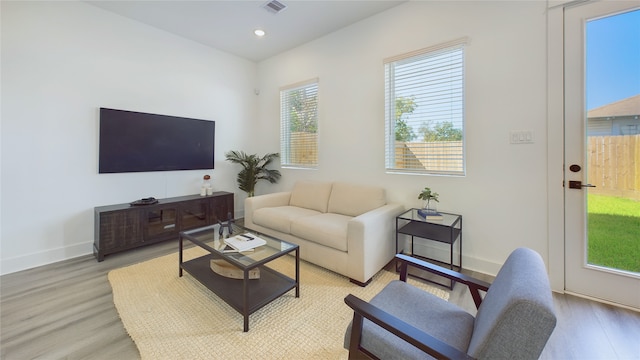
(418, 187, 439, 212)
(225, 151, 281, 197)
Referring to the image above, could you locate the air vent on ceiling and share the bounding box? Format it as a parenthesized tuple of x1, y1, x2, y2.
(262, 0, 287, 14)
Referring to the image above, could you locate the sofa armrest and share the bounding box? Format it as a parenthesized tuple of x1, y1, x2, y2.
(347, 203, 405, 283)
(244, 191, 291, 227)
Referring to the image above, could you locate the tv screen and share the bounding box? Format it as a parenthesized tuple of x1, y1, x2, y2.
(99, 108, 215, 173)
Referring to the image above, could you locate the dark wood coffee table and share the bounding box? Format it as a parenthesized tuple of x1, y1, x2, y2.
(179, 222, 299, 332)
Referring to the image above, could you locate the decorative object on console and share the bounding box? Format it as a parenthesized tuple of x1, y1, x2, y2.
(129, 197, 158, 206)
(201, 174, 212, 196)
(225, 150, 281, 197)
(418, 186, 439, 212)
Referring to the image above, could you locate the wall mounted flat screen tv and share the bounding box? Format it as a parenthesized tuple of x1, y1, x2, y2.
(99, 108, 215, 174)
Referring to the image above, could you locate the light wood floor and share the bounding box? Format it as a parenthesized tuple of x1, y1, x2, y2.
(2, 241, 639, 360)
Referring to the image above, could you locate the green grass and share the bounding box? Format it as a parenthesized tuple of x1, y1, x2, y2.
(587, 194, 640, 273)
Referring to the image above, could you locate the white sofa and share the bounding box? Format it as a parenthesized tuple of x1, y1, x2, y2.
(244, 181, 405, 285)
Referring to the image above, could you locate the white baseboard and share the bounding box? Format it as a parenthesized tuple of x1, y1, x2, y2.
(1, 241, 93, 275)
(2, 236, 503, 278)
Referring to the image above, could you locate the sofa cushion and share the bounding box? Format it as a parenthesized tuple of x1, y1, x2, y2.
(290, 213, 351, 252)
(289, 181, 333, 213)
(328, 182, 386, 217)
(253, 206, 322, 234)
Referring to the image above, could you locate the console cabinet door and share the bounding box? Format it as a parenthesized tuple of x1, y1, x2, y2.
(179, 200, 209, 231)
(97, 210, 143, 252)
(144, 206, 178, 242)
(209, 193, 234, 223)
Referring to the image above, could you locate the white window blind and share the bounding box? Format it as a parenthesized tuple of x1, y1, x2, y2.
(280, 79, 319, 168)
(385, 39, 466, 175)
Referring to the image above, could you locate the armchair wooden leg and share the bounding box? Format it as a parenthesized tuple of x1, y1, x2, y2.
(348, 312, 378, 359)
(348, 312, 363, 359)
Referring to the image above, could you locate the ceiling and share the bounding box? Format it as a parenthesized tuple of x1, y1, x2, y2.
(87, 0, 406, 62)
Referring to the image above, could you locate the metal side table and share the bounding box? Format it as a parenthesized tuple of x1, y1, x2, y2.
(396, 208, 462, 289)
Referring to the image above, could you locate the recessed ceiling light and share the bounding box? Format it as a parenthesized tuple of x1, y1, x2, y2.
(254, 29, 266, 37)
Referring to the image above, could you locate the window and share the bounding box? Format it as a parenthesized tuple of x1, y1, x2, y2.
(385, 38, 466, 175)
(280, 79, 319, 168)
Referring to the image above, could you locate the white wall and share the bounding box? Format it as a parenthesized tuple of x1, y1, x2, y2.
(256, 1, 550, 274)
(1, 0, 553, 277)
(0, 1, 257, 274)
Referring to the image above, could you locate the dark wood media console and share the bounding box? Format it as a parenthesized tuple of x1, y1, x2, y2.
(94, 192, 234, 261)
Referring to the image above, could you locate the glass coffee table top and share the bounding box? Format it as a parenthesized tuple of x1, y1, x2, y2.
(181, 222, 297, 269)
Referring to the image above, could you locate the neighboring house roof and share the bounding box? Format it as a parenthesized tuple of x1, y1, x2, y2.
(588, 94, 640, 118)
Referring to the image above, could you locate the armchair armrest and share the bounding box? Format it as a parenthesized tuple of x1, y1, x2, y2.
(344, 294, 474, 360)
(395, 254, 490, 309)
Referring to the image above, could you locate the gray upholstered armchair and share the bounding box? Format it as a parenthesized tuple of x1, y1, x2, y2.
(344, 248, 556, 360)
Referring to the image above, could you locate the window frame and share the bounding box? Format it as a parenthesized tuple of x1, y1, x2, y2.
(384, 38, 467, 176)
(280, 78, 319, 169)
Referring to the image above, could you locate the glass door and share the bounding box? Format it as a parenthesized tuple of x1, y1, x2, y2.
(146, 207, 177, 239)
(564, 1, 640, 309)
(180, 200, 208, 230)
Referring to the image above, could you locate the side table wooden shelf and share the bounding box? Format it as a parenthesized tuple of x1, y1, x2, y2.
(395, 208, 462, 289)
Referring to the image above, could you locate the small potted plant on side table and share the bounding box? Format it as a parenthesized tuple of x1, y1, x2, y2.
(418, 187, 441, 218)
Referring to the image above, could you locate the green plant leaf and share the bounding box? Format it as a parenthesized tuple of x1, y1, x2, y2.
(226, 151, 281, 196)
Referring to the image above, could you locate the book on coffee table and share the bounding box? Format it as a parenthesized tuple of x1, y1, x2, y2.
(224, 233, 267, 252)
(220, 244, 254, 253)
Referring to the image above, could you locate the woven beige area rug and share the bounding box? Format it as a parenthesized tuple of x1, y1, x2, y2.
(108, 247, 449, 360)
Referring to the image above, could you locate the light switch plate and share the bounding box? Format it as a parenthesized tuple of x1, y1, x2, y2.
(510, 130, 534, 144)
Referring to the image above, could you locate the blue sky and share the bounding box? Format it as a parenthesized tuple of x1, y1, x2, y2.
(586, 9, 640, 110)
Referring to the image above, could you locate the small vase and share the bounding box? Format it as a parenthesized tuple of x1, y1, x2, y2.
(423, 201, 438, 214)
(201, 174, 212, 196)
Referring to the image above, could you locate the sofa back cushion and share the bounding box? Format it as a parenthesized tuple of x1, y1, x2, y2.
(289, 181, 333, 213)
(328, 182, 386, 217)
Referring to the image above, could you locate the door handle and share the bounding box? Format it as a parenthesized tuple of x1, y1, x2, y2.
(568, 180, 596, 189)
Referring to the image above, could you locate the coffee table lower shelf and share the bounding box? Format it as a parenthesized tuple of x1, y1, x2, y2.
(180, 254, 297, 331)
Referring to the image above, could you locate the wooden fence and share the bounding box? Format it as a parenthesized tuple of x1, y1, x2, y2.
(289, 132, 318, 166)
(588, 134, 640, 200)
(395, 141, 463, 172)
(288, 133, 638, 199)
